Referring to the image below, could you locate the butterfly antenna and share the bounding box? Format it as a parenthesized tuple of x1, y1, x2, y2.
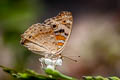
(61, 55, 80, 62)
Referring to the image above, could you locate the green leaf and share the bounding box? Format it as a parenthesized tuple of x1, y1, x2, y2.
(45, 68, 77, 80)
(109, 77, 120, 80)
(83, 76, 120, 80)
(1, 65, 120, 80)
(0, 65, 77, 80)
(0, 65, 55, 80)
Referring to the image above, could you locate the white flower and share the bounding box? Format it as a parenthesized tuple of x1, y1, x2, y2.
(39, 58, 63, 70)
(46, 65, 55, 70)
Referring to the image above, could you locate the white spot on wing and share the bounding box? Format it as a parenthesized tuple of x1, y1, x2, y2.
(57, 40, 65, 43)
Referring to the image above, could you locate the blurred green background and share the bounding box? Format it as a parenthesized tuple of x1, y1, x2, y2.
(0, 0, 120, 80)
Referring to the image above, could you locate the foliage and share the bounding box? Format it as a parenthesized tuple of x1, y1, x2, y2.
(83, 76, 120, 80)
(0, 65, 120, 80)
(0, 65, 77, 80)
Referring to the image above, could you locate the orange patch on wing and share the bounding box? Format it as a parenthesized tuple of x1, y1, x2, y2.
(57, 42, 64, 46)
(56, 35, 66, 41)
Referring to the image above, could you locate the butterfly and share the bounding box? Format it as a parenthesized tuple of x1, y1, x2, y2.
(20, 11, 73, 59)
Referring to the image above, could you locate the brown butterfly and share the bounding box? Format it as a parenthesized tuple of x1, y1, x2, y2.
(20, 11, 73, 59)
